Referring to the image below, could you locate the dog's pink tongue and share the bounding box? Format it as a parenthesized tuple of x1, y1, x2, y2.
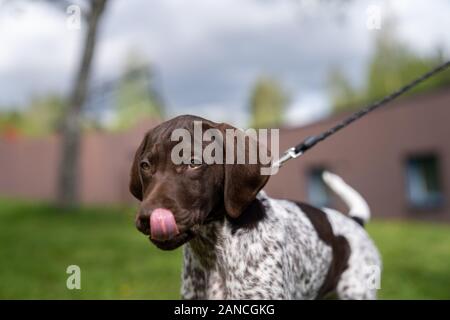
(150, 208, 179, 241)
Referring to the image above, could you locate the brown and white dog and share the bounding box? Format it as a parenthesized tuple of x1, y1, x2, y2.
(130, 115, 382, 299)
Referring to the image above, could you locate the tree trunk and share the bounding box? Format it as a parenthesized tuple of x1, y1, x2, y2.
(57, 0, 108, 208)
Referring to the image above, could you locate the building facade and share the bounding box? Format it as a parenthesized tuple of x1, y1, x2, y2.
(266, 88, 450, 221)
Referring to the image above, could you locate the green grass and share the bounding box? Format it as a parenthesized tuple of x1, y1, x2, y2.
(0, 199, 182, 299)
(367, 221, 450, 299)
(0, 198, 449, 299)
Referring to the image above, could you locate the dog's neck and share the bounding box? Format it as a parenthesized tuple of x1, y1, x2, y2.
(187, 197, 267, 269)
(188, 219, 222, 269)
(226, 198, 267, 234)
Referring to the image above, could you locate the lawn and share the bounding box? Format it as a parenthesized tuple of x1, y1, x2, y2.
(0, 198, 449, 299)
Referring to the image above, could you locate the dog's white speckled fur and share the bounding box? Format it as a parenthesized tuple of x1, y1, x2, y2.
(181, 174, 382, 300)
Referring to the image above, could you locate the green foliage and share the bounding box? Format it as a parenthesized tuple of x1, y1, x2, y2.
(109, 53, 163, 131)
(0, 198, 449, 299)
(249, 76, 288, 128)
(22, 95, 65, 135)
(329, 20, 450, 112)
(0, 95, 65, 137)
(0, 54, 165, 136)
(327, 67, 362, 112)
(0, 110, 23, 131)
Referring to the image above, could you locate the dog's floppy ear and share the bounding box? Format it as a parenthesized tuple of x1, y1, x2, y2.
(219, 123, 270, 219)
(129, 134, 148, 201)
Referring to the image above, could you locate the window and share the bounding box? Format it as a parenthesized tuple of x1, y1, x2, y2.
(405, 154, 443, 209)
(307, 167, 332, 208)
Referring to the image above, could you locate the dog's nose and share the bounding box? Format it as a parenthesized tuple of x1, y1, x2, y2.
(136, 214, 150, 235)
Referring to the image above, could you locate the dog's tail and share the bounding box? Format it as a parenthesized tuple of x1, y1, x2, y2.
(322, 171, 370, 226)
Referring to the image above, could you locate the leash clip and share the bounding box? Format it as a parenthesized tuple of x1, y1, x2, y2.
(272, 147, 303, 169)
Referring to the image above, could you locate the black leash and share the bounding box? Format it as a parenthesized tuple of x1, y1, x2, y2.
(273, 60, 450, 168)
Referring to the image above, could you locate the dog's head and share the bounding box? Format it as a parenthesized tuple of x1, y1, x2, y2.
(130, 115, 270, 250)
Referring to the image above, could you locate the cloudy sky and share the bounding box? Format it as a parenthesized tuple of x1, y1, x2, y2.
(0, 0, 449, 127)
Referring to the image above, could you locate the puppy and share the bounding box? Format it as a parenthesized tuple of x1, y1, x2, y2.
(130, 115, 381, 299)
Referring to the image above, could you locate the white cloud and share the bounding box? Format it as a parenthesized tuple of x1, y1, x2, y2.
(285, 92, 330, 127)
(0, 0, 449, 127)
(388, 0, 450, 55)
(0, 2, 80, 106)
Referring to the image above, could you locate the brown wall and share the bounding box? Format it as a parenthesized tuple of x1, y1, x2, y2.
(0, 135, 60, 201)
(0, 120, 158, 205)
(265, 88, 450, 221)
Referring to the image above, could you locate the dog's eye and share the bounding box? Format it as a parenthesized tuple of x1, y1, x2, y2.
(189, 157, 202, 169)
(140, 160, 151, 171)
